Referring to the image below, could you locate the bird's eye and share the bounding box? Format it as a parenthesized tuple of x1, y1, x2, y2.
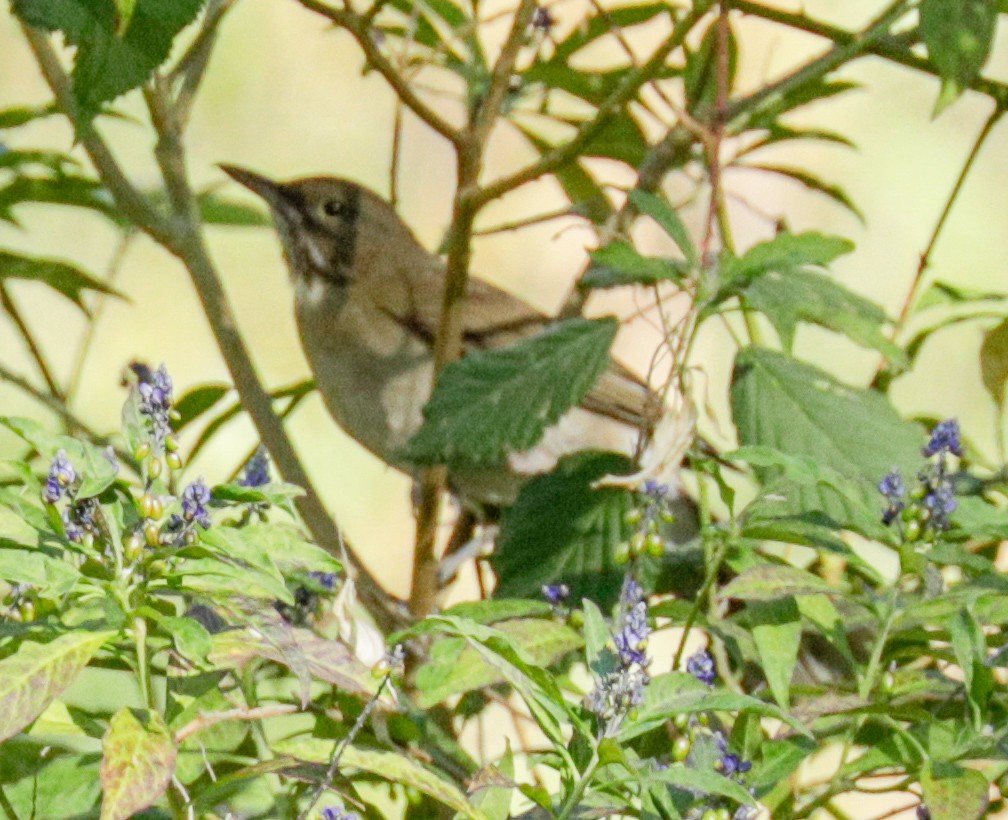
(322, 199, 345, 218)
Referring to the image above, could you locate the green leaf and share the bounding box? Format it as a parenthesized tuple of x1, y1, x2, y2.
(99, 708, 175, 820)
(581, 599, 611, 668)
(2, 749, 102, 818)
(720, 231, 854, 291)
(719, 563, 832, 602)
(1, 417, 119, 499)
(739, 165, 864, 221)
(493, 453, 634, 608)
(748, 598, 801, 709)
(0, 251, 124, 312)
(582, 241, 689, 289)
(440, 599, 551, 624)
(273, 740, 489, 820)
(413, 618, 582, 708)
(948, 607, 994, 720)
(0, 174, 120, 223)
(740, 269, 905, 365)
(0, 104, 58, 129)
(12, 0, 207, 122)
(920, 0, 997, 115)
(0, 631, 112, 742)
(196, 191, 271, 227)
(980, 318, 1008, 410)
(629, 189, 698, 267)
(0, 547, 81, 596)
(643, 765, 754, 807)
(403, 318, 618, 465)
(622, 672, 808, 740)
(921, 762, 989, 820)
(730, 348, 924, 527)
(170, 383, 230, 431)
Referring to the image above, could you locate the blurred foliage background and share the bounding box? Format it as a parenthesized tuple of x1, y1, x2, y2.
(1, 0, 1007, 597)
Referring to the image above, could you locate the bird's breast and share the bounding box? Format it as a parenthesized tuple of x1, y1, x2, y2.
(294, 281, 434, 467)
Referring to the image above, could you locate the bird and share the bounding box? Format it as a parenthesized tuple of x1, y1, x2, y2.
(219, 165, 691, 506)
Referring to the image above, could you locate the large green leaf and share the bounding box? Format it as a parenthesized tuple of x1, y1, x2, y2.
(748, 598, 801, 709)
(12, 0, 206, 121)
(0, 631, 113, 743)
(730, 348, 923, 525)
(920, 0, 998, 114)
(921, 762, 989, 820)
(99, 708, 175, 820)
(0, 250, 124, 312)
(493, 453, 634, 608)
(413, 618, 582, 708)
(720, 231, 854, 291)
(404, 318, 618, 465)
(740, 269, 905, 365)
(0, 174, 121, 223)
(274, 739, 489, 820)
(582, 242, 689, 289)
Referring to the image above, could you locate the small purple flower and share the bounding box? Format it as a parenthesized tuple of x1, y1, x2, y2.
(687, 648, 716, 686)
(643, 479, 670, 500)
(923, 419, 962, 458)
(320, 807, 359, 820)
(923, 480, 957, 529)
(614, 601, 650, 667)
(621, 577, 644, 607)
(309, 571, 338, 591)
(878, 468, 906, 525)
(916, 805, 931, 820)
(714, 731, 752, 779)
(42, 450, 76, 504)
(240, 447, 271, 488)
(542, 583, 570, 606)
(181, 478, 212, 528)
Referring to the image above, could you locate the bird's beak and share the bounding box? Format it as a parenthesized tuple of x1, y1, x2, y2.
(219, 164, 292, 214)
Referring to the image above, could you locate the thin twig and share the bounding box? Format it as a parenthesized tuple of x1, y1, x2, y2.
(0, 282, 64, 403)
(0, 362, 104, 442)
(295, 0, 462, 145)
(175, 704, 299, 744)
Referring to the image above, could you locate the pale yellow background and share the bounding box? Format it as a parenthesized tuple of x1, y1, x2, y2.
(1, 2, 1007, 817)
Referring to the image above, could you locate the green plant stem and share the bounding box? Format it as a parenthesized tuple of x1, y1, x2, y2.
(894, 107, 1004, 332)
(555, 747, 600, 820)
(672, 536, 729, 671)
(858, 591, 896, 700)
(729, 0, 1008, 106)
(133, 615, 154, 710)
(0, 785, 21, 820)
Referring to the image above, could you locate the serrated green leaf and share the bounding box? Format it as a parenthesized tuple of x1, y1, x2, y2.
(274, 739, 489, 820)
(493, 453, 634, 608)
(12, 0, 206, 122)
(629, 189, 698, 267)
(730, 348, 924, 527)
(0, 251, 124, 312)
(748, 598, 801, 709)
(583, 241, 689, 290)
(721, 232, 854, 290)
(920, 0, 997, 115)
(0, 631, 112, 742)
(719, 564, 832, 601)
(99, 708, 175, 820)
(921, 762, 989, 820)
(413, 618, 582, 708)
(740, 269, 905, 365)
(404, 318, 618, 465)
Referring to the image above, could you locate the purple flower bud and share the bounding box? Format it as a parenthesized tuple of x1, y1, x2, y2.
(687, 648, 716, 686)
(181, 478, 212, 528)
(542, 583, 570, 606)
(239, 447, 271, 487)
(320, 807, 359, 820)
(923, 419, 962, 458)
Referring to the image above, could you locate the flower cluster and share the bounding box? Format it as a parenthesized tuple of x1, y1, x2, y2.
(715, 730, 752, 779)
(878, 419, 961, 537)
(134, 363, 174, 450)
(42, 449, 76, 504)
(181, 478, 212, 528)
(620, 480, 677, 563)
(586, 576, 651, 735)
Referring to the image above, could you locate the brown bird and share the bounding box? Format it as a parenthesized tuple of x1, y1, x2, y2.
(220, 165, 689, 505)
